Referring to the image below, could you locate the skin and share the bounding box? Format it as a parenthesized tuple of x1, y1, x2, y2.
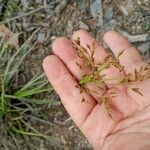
(43, 30, 150, 150)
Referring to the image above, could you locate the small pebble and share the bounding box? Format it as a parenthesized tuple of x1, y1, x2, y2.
(35, 0, 42, 4)
(104, 7, 114, 20)
(138, 42, 150, 54)
(90, 0, 103, 25)
(37, 32, 45, 43)
(79, 21, 89, 30)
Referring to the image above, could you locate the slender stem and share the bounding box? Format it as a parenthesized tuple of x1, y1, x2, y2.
(0, 5, 52, 24)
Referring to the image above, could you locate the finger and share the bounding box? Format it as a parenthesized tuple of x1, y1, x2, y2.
(72, 30, 107, 63)
(103, 31, 143, 73)
(42, 55, 96, 127)
(72, 30, 123, 85)
(52, 36, 106, 99)
(52, 37, 89, 79)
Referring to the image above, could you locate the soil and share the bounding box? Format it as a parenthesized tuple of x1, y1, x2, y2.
(0, 0, 149, 149)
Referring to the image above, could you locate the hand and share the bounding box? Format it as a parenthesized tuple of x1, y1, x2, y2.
(43, 30, 150, 149)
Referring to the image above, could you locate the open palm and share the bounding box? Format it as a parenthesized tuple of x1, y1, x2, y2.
(43, 30, 150, 149)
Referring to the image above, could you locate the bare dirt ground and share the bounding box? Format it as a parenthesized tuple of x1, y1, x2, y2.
(0, 0, 149, 149)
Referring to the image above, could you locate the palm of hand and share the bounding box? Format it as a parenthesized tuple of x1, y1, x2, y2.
(43, 30, 150, 149)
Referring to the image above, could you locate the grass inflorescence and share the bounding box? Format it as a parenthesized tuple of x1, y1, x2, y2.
(72, 37, 150, 115)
